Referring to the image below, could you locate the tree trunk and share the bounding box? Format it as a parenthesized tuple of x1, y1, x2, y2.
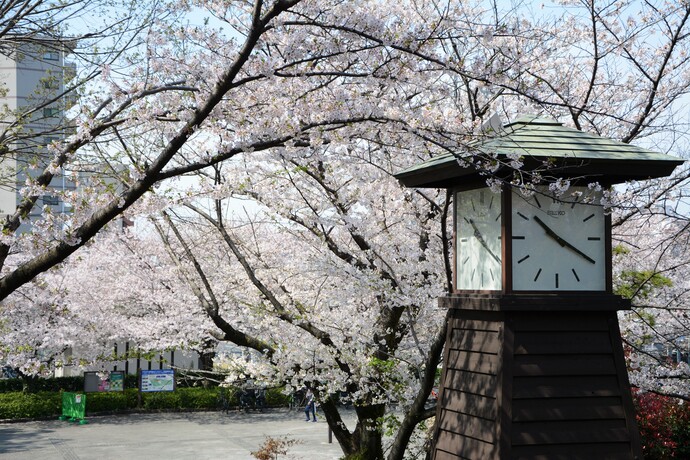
(321, 397, 387, 459)
(346, 403, 386, 459)
(388, 321, 447, 460)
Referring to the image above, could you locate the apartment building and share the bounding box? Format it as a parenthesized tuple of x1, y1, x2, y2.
(0, 40, 76, 232)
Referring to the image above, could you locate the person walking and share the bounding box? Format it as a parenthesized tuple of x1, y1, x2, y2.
(304, 389, 317, 422)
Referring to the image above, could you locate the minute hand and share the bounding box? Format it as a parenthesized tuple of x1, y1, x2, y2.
(533, 215, 596, 264)
(467, 218, 501, 264)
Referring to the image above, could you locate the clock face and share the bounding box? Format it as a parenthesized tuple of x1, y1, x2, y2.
(511, 186, 606, 291)
(456, 188, 502, 290)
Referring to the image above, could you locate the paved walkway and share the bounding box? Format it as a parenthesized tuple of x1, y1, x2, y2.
(0, 409, 355, 459)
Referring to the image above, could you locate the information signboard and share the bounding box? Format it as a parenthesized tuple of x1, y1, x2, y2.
(109, 371, 124, 391)
(140, 369, 175, 392)
(84, 371, 125, 393)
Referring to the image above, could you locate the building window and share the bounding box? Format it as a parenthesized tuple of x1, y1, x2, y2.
(44, 136, 59, 145)
(42, 108, 60, 118)
(42, 195, 59, 206)
(43, 51, 59, 61)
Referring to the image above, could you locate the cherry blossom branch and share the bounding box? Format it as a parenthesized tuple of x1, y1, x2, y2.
(153, 213, 276, 355)
(155, 116, 387, 181)
(182, 201, 356, 379)
(0, 0, 304, 300)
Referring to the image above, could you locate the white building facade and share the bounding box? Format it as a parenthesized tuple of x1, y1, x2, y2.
(0, 40, 76, 231)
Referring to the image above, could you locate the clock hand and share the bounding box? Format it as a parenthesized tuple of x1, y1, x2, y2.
(467, 218, 501, 263)
(533, 215, 596, 264)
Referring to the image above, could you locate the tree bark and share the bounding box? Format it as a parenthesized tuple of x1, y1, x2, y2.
(387, 320, 447, 460)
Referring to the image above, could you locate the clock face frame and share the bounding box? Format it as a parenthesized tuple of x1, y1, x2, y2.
(455, 187, 503, 291)
(510, 186, 607, 292)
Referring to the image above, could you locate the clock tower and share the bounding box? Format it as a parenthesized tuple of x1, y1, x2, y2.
(395, 115, 684, 460)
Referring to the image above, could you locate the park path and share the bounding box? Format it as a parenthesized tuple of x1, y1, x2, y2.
(0, 409, 354, 459)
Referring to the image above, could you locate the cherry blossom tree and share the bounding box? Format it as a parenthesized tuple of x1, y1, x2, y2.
(39, 136, 450, 457)
(2, 0, 687, 298)
(2, 1, 690, 458)
(615, 210, 690, 400)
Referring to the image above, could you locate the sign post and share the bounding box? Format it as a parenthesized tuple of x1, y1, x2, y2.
(138, 369, 176, 408)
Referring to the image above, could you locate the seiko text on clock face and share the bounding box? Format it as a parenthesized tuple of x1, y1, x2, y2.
(456, 188, 502, 290)
(511, 187, 605, 291)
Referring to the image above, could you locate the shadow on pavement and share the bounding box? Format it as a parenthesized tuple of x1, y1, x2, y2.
(0, 425, 58, 454)
(80, 408, 319, 426)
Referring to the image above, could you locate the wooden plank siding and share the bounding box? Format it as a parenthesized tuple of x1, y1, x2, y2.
(432, 308, 641, 460)
(435, 429, 497, 460)
(509, 442, 636, 460)
(433, 311, 503, 459)
(509, 312, 638, 459)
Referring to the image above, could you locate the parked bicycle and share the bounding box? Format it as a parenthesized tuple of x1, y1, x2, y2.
(238, 387, 266, 412)
(217, 387, 231, 413)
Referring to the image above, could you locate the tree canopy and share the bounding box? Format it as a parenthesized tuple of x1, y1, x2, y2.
(1, 1, 690, 458)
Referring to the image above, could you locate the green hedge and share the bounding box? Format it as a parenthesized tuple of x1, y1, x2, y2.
(219, 386, 291, 407)
(0, 386, 291, 420)
(0, 392, 62, 419)
(86, 389, 139, 413)
(141, 388, 218, 411)
(266, 388, 290, 407)
(0, 379, 22, 393)
(0, 376, 85, 393)
(82, 388, 221, 413)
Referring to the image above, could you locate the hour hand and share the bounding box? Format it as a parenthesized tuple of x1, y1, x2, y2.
(466, 218, 501, 263)
(533, 215, 595, 264)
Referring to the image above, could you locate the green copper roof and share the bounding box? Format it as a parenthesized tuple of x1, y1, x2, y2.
(395, 115, 684, 188)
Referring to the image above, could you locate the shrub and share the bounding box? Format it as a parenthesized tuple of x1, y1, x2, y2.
(266, 387, 291, 407)
(125, 374, 139, 389)
(0, 376, 83, 393)
(251, 436, 301, 460)
(143, 390, 182, 410)
(177, 387, 218, 409)
(86, 389, 139, 413)
(0, 383, 291, 420)
(0, 378, 23, 393)
(0, 392, 61, 419)
(634, 390, 690, 459)
(140, 388, 217, 411)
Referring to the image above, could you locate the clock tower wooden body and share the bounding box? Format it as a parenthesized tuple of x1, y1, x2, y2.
(395, 116, 684, 460)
